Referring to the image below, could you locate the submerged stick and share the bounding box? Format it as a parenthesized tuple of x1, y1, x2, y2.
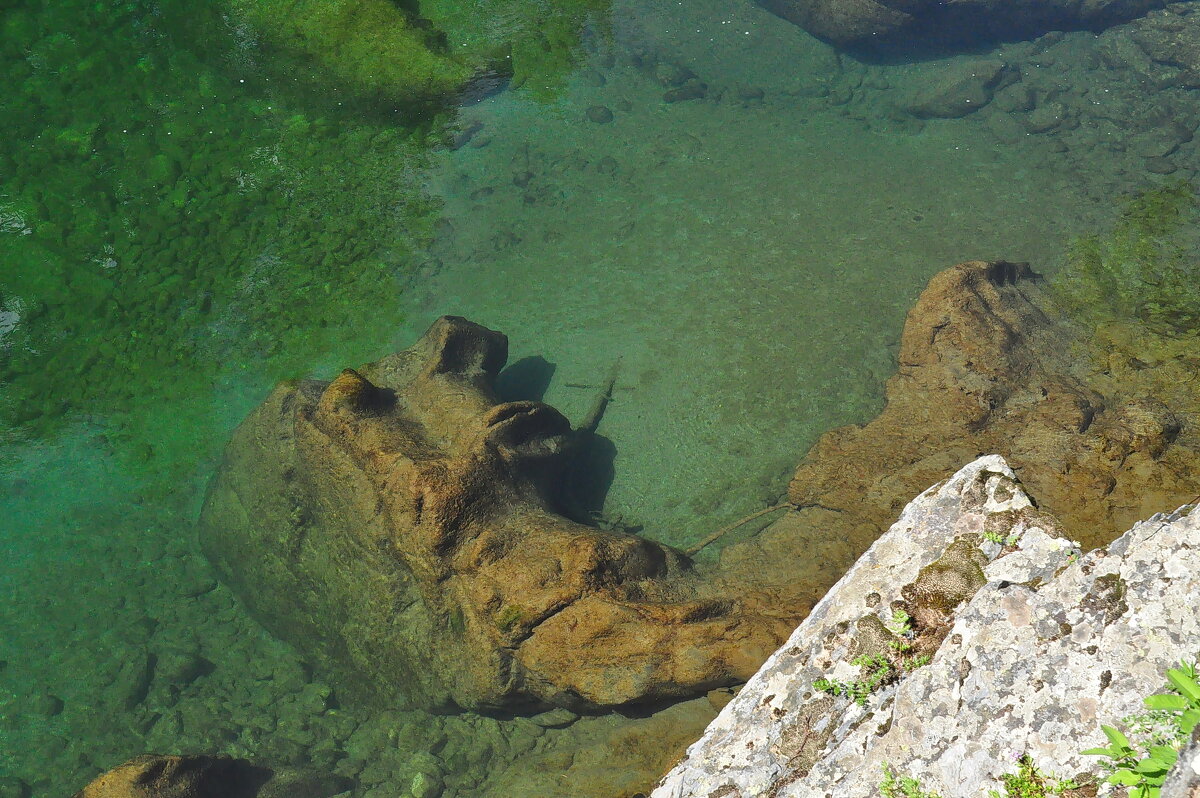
(685, 503, 790, 556)
(577, 358, 622, 435)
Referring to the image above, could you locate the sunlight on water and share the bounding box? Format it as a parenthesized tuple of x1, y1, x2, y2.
(3, 0, 1199, 794)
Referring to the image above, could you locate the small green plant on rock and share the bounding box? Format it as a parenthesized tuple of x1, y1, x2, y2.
(983, 530, 1020, 547)
(1082, 658, 1200, 798)
(988, 756, 1078, 798)
(814, 650, 930, 706)
(814, 653, 896, 705)
(816, 609, 932, 706)
(886, 608, 914, 636)
(879, 763, 943, 798)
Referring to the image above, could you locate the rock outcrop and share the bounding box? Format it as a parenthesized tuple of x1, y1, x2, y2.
(654, 455, 1200, 797)
(200, 261, 1200, 720)
(716, 260, 1200, 619)
(1163, 726, 1200, 798)
(73, 755, 348, 798)
(760, 0, 1164, 52)
(199, 316, 782, 713)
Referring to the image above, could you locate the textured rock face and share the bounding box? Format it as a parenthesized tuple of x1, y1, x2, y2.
(1163, 727, 1200, 798)
(718, 260, 1200, 617)
(199, 316, 780, 713)
(654, 455, 1200, 797)
(72, 755, 347, 798)
(760, 0, 1164, 52)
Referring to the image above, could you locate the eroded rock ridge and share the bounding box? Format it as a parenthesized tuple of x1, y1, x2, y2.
(199, 316, 780, 713)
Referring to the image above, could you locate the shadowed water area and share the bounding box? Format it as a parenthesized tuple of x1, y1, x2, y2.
(3, 0, 1200, 794)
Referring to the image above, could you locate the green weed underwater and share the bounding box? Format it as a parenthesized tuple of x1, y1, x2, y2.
(1053, 180, 1200, 336)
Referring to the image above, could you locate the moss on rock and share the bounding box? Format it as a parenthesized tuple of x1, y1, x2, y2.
(228, 0, 472, 104)
(1053, 181, 1200, 337)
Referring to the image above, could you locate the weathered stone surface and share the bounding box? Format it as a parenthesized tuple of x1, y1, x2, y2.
(760, 0, 1165, 52)
(654, 456, 1200, 797)
(1163, 725, 1200, 798)
(72, 755, 347, 798)
(199, 316, 782, 713)
(716, 260, 1200, 619)
(904, 59, 1012, 118)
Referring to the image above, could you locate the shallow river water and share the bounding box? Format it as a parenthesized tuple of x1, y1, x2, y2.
(2, 0, 1197, 794)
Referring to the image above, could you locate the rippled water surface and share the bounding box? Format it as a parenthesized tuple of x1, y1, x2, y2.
(3, 0, 1197, 793)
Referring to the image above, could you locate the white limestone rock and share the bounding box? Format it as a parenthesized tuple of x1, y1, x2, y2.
(653, 454, 1200, 798)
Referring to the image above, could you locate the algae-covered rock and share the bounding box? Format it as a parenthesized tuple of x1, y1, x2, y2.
(227, 0, 470, 104)
(0, 0, 448, 492)
(1053, 181, 1200, 336)
(199, 316, 781, 713)
(226, 0, 610, 104)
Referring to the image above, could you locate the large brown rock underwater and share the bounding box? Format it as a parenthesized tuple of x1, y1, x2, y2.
(198, 316, 783, 714)
(198, 260, 1200, 721)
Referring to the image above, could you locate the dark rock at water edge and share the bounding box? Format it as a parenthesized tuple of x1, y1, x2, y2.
(72, 755, 350, 798)
(760, 0, 1166, 54)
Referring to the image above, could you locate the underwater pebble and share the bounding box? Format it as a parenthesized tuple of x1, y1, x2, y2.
(530, 707, 579, 728)
(1129, 123, 1192, 158)
(0, 777, 31, 798)
(585, 105, 614, 123)
(664, 79, 707, 104)
(409, 770, 443, 798)
(736, 85, 765, 103)
(905, 59, 1008, 118)
(177, 573, 218, 598)
(153, 649, 213, 687)
(30, 693, 64, 717)
(1024, 102, 1068, 133)
(111, 650, 155, 710)
(1145, 156, 1178, 174)
(450, 120, 484, 150)
(655, 62, 696, 88)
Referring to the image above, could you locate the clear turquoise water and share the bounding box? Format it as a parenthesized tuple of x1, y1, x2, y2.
(1, 0, 1195, 794)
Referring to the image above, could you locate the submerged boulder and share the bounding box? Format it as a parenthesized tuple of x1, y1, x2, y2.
(718, 259, 1200, 621)
(199, 316, 781, 713)
(760, 0, 1165, 53)
(72, 755, 347, 798)
(200, 260, 1200, 720)
(654, 455, 1200, 797)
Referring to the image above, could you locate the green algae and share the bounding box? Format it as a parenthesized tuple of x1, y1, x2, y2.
(1053, 181, 1200, 337)
(224, 0, 612, 106)
(417, 0, 612, 100)
(226, 0, 472, 105)
(0, 0, 446, 490)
